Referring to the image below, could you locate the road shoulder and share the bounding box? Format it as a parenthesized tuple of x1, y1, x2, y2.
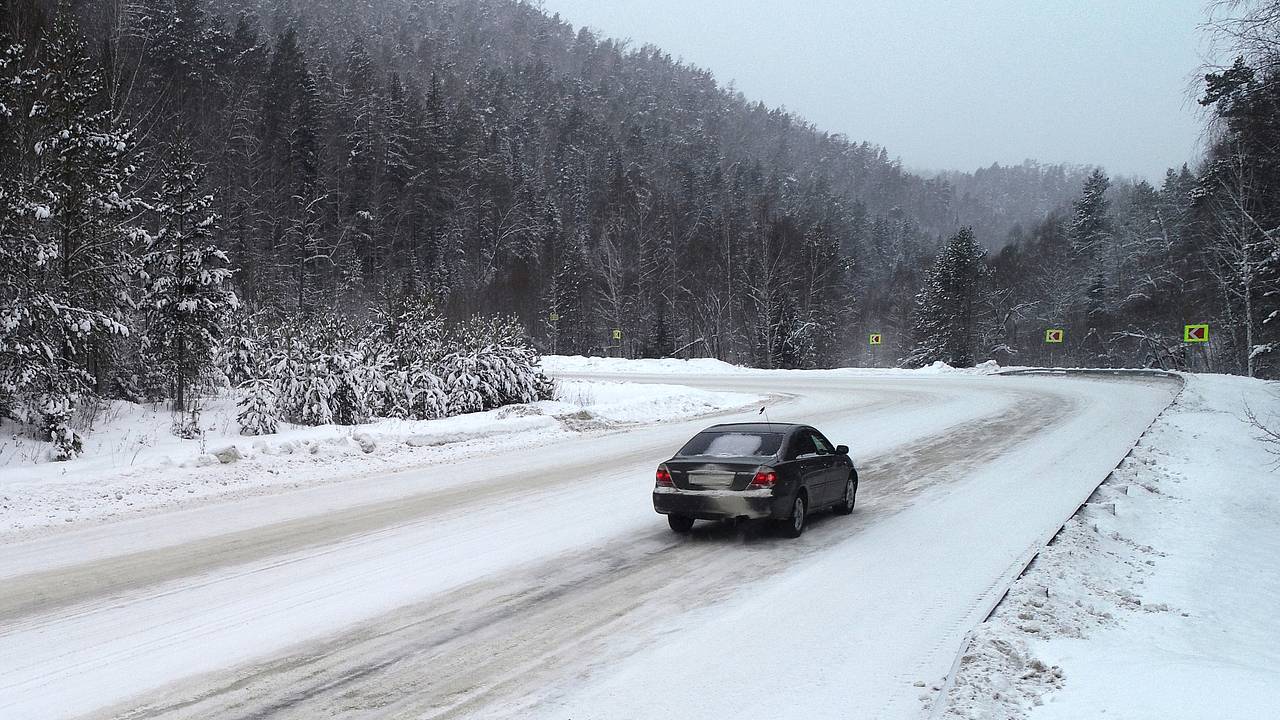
(935, 373, 1280, 718)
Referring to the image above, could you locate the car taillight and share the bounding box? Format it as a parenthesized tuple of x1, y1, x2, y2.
(751, 468, 778, 488)
(655, 465, 673, 486)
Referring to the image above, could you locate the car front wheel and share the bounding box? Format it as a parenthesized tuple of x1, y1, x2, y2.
(834, 476, 857, 515)
(778, 494, 807, 538)
(667, 514, 695, 533)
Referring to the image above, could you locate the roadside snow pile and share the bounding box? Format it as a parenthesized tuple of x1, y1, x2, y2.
(0, 380, 758, 539)
(551, 380, 755, 424)
(544, 354, 1008, 377)
(896, 359, 1003, 376)
(541, 355, 747, 375)
(935, 373, 1280, 719)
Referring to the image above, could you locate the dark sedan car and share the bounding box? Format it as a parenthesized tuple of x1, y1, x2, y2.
(652, 422, 858, 538)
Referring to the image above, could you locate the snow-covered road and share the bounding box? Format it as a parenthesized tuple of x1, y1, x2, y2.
(0, 370, 1178, 719)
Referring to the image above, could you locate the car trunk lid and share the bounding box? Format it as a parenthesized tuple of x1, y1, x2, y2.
(665, 458, 763, 491)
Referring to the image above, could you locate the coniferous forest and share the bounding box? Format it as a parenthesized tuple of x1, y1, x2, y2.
(2, 0, 1279, 455)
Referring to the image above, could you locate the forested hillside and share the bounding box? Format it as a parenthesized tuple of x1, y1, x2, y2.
(2, 0, 1278, 456)
(3, 0, 1089, 366)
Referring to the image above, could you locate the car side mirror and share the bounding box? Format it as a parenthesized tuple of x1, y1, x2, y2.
(836, 445, 849, 455)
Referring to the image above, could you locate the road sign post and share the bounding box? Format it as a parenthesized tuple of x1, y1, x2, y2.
(1183, 323, 1210, 373)
(867, 333, 882, 368)
(1044, 328, 1064, 368)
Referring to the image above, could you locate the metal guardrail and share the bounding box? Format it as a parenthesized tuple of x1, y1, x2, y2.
(997, 367, 1183, 380)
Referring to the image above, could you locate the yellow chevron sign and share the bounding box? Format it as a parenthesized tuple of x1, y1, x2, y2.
(1045, 328, 1064, 343)
(1184, 324, 1209, 343)
(869, 333, 882, 346)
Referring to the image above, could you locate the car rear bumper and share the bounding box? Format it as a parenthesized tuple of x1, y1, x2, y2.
(652, 487, 787, 520)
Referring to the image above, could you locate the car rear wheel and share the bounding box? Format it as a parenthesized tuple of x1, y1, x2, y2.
(834, 475, 857, 515)
(667, 514, 695, 533)
(778, 494, 807, 538)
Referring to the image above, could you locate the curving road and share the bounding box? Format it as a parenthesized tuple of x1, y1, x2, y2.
(0, 371, 1178, 719)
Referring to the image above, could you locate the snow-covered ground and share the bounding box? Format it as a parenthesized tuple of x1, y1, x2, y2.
(0, 377, 760, 539)
(937, 373, 1280, 718)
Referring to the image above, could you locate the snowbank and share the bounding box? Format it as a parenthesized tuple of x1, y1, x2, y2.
(0, 380, 759, 539)
(541, 354, 747, 375)
(880, 359, 1004, 376)
(543, 354, 1008, 377)
(936, 373, 1280, 718)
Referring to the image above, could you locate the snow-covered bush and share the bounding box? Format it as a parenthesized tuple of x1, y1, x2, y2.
(447, 314, 554, 407)
(407, 365, 448, 419)
(439, 351, 486, 415)
(480, 344, 542, 407)
(237, 379, 278, 436)
(217, 322, 261, 387)
(38, 394, 82, 460)
(280, 353, 335, 426)
(328, 353, 370, 426)
(171, 406, 201, 439)
(213, 306, 550, 436)
(376, 295, 446, 369)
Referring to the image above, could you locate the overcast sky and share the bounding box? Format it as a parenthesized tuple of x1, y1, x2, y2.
(537, 0, 1211, 181)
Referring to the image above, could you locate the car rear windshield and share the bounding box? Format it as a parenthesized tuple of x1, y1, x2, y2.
(677, 431, 784, 458)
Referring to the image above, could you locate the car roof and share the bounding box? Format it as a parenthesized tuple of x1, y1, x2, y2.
(703, 422, 809, 434)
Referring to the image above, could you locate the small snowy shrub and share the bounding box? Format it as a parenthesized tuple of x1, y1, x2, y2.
(237, 379, 278, 435)
(440, 351, 485, 415)
(407, 365, 448, 419)
(330, 375, 364, 426)
(283, 361, 336, 426)
(218, 329, 260, 387)
(39, 394, 82, 460)
(171, 405, 202, 439)
(446, 314, 549, 410)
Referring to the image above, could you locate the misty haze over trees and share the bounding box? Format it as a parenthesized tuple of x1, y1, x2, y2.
(1, 0, 1278, 454)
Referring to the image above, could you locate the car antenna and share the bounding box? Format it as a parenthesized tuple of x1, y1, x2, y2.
(759, 405, 772, 425)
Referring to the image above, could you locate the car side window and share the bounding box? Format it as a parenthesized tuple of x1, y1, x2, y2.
(810, 432, 834, 455)
(788, 432, 816, 460)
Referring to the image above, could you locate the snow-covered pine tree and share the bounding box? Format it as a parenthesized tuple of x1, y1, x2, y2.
(217, 315, 261, 388)
(134, 0, 220, 101)
(0, 43, 34, 422)
(369, 294, 451, 419)
(439, 351, 485, 415)
(283, 352, 335, 426)
(906, 228, 990, 368)
(138, 142, 239, 414)
(237, 378, 278, 436)
(1070, 169, 1112, 256)
(378, 293, 446, 368)
(327, 351, 369, 426)
(446, 314, 549, 408)
(1068, 170, 1117, 339)
(0, 10, 140, 457)
(407, 366, 448, 419)
(32, 7, 139, 382)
